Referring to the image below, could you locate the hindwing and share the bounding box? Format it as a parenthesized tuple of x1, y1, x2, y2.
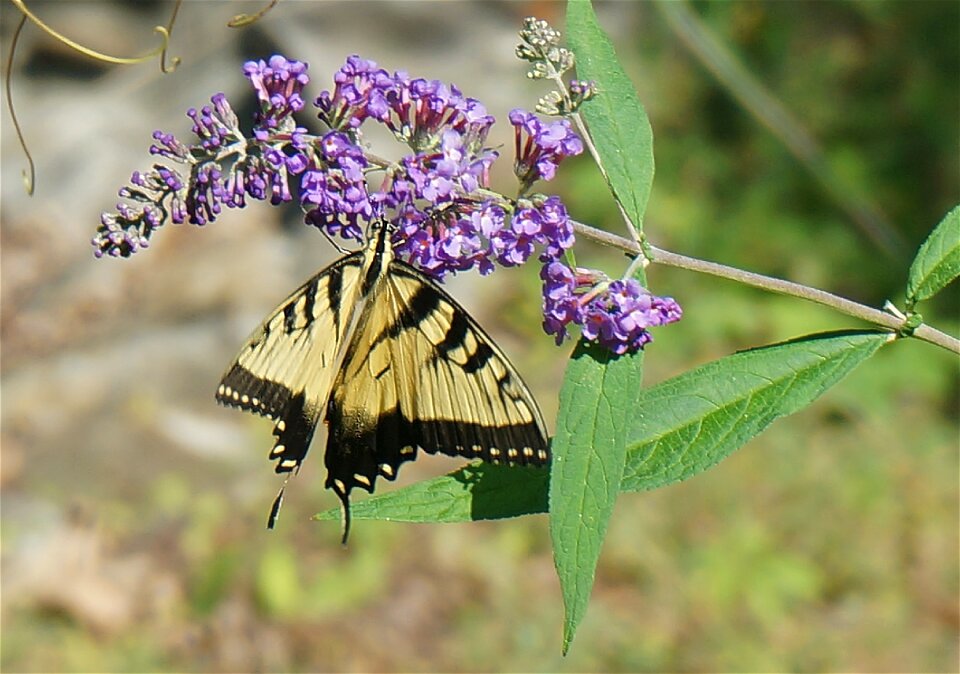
(324, 259, 550, 524)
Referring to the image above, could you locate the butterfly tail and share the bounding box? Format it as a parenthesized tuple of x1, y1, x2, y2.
(267, 486, 285, 529)
(338, 488, 352, 545)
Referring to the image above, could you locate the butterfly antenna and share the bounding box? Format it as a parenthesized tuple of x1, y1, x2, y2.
(321, 227, 351, 255)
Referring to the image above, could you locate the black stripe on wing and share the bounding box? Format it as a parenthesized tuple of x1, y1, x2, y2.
(368, 284, 441, 348)
(217, 364, 292, 420)
(216, 254, 363, 413)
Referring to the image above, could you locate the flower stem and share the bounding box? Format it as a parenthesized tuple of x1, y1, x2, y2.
(566, 111, 641, 247)
(572, 220, 960, 355)
(542, 63, 641, 246)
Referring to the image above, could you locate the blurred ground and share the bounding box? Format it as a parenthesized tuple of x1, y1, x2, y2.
(1, 1, 957, 672)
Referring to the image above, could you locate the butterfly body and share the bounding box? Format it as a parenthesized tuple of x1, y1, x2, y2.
(217, 222, 549, 539)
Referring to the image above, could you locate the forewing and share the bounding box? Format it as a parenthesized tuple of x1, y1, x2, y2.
(217, 254, 364, 473)
(324, 260, 549, 504)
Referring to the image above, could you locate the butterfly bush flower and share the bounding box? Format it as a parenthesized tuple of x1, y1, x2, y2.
(388, 129, 497, 208)
(94, 203, 161, 257)
(510, 109, 583, 191)
(301, 131, 374, 241)
(379, 77, 496, 154)
(92, 56, 311, 258)
(243, 55, 309, 135)
(94, 51, 681, 354)
(314, 55, 393, 131)
(487, 196, 572, 267)
(185, 164, 224, 226)
(541, 261, 683, 352)
(186, 93, 240, 152)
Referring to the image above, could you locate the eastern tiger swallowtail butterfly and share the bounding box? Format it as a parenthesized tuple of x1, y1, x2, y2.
(216, 220, 549, 541)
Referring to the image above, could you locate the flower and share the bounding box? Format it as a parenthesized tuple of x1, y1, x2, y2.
(244, 56, 309, 110)
(149, 130, 190, 162)
(185, 93, 241, 152)
(490, 196, 575, 267)
(92, 202, 161, 258)
(243, 56, 310, 136)
(541, 260, 581, 344)
(185, 163, 224, 226)
(509, 109, 583, 191)
(387, 130, 498, 209)
(301, 131, 372, 242)
(391, 203, 501, 279)
(314, 55, 392, 130)
(540, 262, 682, 353)
(533, 195, 575, 260)
(378, 76, 494, 154)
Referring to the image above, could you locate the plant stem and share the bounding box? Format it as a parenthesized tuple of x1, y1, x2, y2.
(572, 220, 960, 355)
(568, 110, 639, 247)
(542, 65, 641, 246)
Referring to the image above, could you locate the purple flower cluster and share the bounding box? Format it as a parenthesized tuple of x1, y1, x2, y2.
(379, 77, 495, 154)
(149, 130, 190, 162)
(185, 93, 240, 152)
(510, 109, 583, 190)
(301, 58, 573, 279)
(542, 261, 682, 353)
(94, 53, 681, 354)
(389, 129, 496, 205)
(93, 58, 312, 257)
(170, 59, 310, 219)
(94, 202, 161, 258)
(315, 56, 495, 154)
(301, 131, 373, 241)
(486, 196, 574, 267)
(384, 196, 575, 281)
(243, 55, 310, 137)
(92, 164, 186, 256)
(184, 164, 224, 225)
(393, 204, 499, 278)
(314, 55, 394, 131)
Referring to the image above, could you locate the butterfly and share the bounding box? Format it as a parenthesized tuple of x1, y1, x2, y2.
(216, 220, 549, 541)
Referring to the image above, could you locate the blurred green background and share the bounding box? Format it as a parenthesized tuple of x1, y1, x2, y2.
(1, 1, 957, 671)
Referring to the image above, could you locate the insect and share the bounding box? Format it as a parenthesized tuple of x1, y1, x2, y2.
(216, 221, 549, 541)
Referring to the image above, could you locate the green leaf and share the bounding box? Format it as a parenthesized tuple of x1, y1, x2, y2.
(549, 340, 643, 654)
(566, 0, 655, 234)
(621, 331, 889, 492)
(906, 204, 960, 306)
(314, 463, 548, 523)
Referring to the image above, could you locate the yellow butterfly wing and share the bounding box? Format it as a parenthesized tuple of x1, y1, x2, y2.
(324, 259, 549, 531)
(216, 253, 365, 476)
